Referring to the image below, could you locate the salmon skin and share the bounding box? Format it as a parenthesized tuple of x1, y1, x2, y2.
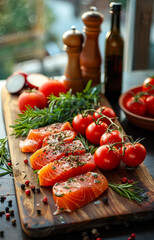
(30, 140, 86, 170)
(42, 130, 77, 147)
(38, 153, 95, 187)
(19, 122, 75, 153)
(52, 171, 108, 214)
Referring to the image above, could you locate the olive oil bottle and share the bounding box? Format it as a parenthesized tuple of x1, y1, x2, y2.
(104, 2, 124, 101)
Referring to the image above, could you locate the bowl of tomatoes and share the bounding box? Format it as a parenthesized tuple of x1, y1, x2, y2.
(119, 77, 154, 130)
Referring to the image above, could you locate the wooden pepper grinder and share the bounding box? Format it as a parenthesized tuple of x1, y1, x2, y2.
(80, 6, 104, 86)
(62, 26, 84, 93)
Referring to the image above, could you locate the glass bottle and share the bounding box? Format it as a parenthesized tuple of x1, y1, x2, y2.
(104, 2, 124, 101)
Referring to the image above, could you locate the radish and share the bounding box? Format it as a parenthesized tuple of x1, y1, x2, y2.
(6, 74, 25, 94)
(12, 70, 28, 86)
(27, 73, 49, 89)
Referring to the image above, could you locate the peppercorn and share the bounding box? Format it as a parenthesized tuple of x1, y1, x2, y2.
(0, 211, 5, 216)
(8, 162, 12, 167)
(21, 184, 25, 190)
(11, 219, 16, 226)
(37, 209, 41, 215)
(43, 197, 48, 204)
(5, 207, 9, 213)
(102, 197, 108, 204)
(24, 159, 28, 164)
(130, 233, 136, 239)
(25, 180, 30, 186)
(121, 177, 128, 183)
(8, 199, 12, 207)
(0, 196, 6, 202)
(9, 209, 14, 217)
(0, 231, 4, 237)
(5, 213, 11, 219)
(31, 185, 35, 193)
(25, 189, 31, 196)
(36, 188, 40, 193)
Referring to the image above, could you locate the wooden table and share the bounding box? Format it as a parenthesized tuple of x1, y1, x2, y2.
(0, 70, 154, 240)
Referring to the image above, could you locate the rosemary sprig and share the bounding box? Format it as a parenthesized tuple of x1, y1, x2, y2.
(109, 181, 145, 204)
(75, 133, 98, 154)
(10, 81, 101, 137)
(0, 137, 12, 177)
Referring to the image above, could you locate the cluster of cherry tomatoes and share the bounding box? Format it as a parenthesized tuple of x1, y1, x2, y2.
(72, 107, 146, 171)
(125, 77, 154, 117)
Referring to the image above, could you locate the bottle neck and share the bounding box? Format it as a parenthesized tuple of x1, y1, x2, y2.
(111, 12, 121, 32)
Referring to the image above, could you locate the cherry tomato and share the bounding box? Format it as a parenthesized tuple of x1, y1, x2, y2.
(125, 96, 146, 116)
(39, 79, 67, 98)
(93, 107, 116, 125)
(86, 122, 108, 145)
(100, 130, 123, 148)
(72, 114, 93, 136)
(142, 77, 154, 94)
(18, 89, 47, 112)
(120, 143, 146, 167)
(94, 145, 121, 170)
(146, 95, 154, 116)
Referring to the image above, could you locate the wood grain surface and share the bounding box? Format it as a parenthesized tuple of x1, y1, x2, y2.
(1, 86, 154, 238)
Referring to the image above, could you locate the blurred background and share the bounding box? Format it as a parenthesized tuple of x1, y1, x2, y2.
(0, 0, 154, 79)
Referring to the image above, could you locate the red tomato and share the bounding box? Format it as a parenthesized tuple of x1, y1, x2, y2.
(93, 107, 116, 125)
(39, 79, 67, 98)
(72, 114, 93, 135)
(146, 95, 154, 116)
(142, 77, 154, 94)
(125, 96, 146, 116)
(94, 145, 121, 170)
(100, 130, 123, 148)
(86, 122, 108, 145)
(120, 143, 146, 167)
(18, 90, 47, 112)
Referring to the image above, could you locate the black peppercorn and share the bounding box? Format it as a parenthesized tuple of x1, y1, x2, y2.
(0, 230, 4, 237)
(37, 209, 41, 215)
(36, 188, 40, 193)
(5, 207, 9, 213)
(102, 197, 109, 204)
(11, 219, 16, 226)
(8, 200, 12, 207)
(9, 209, 14, 217)
(21, 184, 25, 190)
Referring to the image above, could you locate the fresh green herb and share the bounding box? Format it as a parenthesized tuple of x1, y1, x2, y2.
(75, 133, 98, 154)
(94, 179, 101, 184)
(33, 170, 39, 174)
(10, 81, 101, 137)
(55, 193, 65, 197)
(109, 182, 145, 204)
(0, 137, 12, 177)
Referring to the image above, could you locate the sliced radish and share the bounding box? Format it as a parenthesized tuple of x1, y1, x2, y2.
(27, 73, 49, 89)
(12, 70, 28, 86)
(6, 74, 25, 94)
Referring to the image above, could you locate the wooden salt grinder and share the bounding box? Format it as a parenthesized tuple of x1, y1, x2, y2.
(80, 6, 104, 86)
(62, 26, 84, 93)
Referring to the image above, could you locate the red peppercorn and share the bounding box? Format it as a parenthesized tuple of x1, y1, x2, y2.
(24, 159, 28, 164)
(43, 197, 48, 204)
(128, 179, 134, 184)
(96, 238, 102, 240)
(5, 213, 11, 219)
(121, 177, 128, 183)
(128, 237, 132, 240)
(25, 189, 31, 195)
(130, 233, 136, 239)
(8, 162, 12, 167)
(25, 180, 30, 186)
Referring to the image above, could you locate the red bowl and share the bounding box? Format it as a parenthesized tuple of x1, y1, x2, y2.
(118, 85, 154, 130)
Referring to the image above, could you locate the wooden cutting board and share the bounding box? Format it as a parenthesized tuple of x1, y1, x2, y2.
(1, 86, 154, 238)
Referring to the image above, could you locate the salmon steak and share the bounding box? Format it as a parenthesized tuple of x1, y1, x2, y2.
(30, 140, 86, 170)
(38, 153, 95, 186)
(20, 122, 75, 153)
(42, 130, 77, 147)
(52, 171, 108, 214)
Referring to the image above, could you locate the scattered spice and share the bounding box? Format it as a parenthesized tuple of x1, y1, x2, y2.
(37, 209, 41, 215)
(21, 184, 25, 190)
(43, 197, 48, 204)
(5, 207, 9, 213)
(0, 231, 4, 237)
(130, 233, 136, 239)
(11, 219, 16, 226)
(36, 188, 40, 193)
(5, 212, 11, 219)
(9, 209, 14, 217)
(8, 200, 12, 207)
(0, 196, 6, 202)
(31, 185, 35, 193)
(102, 197, 108, 204)
(24, 159, 28, 164)
(25, 189, 31, 196)
(8, 162, 12, 167)
(25, 180, 30, 186)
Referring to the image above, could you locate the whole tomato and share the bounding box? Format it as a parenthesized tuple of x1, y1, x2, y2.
(94, 145, 121, 170)
(18, 89, 47, 112)
(72, 114, 93, 136)
(100, 130, 123, 148)
(142, 77, 154, 94)
(125, 96, 146, 116)
(120, 142, 146, 167)
(39, 79, 67, 99)
(86, 121, 108, 145)
(93, 106, 116, 125)
(146, 95, 154, 116)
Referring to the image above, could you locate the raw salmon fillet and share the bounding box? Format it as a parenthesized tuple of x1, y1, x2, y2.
(38, 153, 95, 186)
(53, 171, 108, 214)
(20, 122, 75, 153)
(30, 140, 86, 170)
(42, 130, 77, 147)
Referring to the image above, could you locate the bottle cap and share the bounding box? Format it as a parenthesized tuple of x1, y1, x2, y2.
(109, 2, 122, 13)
